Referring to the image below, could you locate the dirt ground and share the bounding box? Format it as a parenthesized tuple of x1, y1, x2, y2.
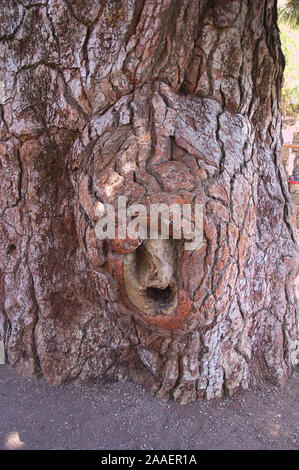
(0, 364, 298, 450)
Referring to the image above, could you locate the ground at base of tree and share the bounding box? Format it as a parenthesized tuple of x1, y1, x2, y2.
(0, 365, 298, 450)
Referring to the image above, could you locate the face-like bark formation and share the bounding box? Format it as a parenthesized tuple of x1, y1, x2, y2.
(123, 239, 179, 317)
(0, 0, 298, 403)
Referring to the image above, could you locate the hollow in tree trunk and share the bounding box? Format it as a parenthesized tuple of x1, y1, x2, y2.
(0, 0, 298, 403)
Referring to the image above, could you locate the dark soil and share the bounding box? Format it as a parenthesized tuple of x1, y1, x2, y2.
(0, 365, 298, 450)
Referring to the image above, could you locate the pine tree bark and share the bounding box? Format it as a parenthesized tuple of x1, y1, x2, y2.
(0, 0, 298, 403)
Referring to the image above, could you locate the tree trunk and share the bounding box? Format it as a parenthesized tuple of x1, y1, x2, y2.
(0, 0, 298, 404)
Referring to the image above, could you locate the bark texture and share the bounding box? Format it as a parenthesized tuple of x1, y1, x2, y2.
(0, 0, 298, 403)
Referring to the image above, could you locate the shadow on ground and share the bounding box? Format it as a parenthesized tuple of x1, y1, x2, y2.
(0, 365, 298, 450)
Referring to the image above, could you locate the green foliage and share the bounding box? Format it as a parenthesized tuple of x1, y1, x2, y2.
(278, 0, 299, 29)
(278, 2, 299, 116)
